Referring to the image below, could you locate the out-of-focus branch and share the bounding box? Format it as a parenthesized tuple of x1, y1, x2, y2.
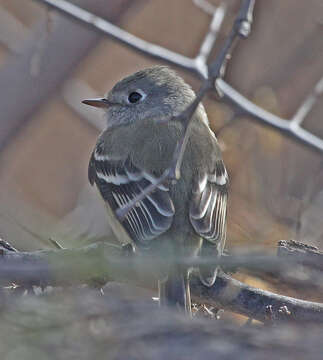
(193, 0, 218, 15)
(239, 240, 323, 292)
(62, 78, 106, 131)
(0, 239, 322, 323)
(1, 287, 322, 359)
(0, 7, 29, 53)
(0, 0, 135, 151)
(195, 2, 227, 66)
(216, 79, 323, 152)
(290, 76, 323, 128)
(278, 240, 323, 272)
(35, 0, 323, 153)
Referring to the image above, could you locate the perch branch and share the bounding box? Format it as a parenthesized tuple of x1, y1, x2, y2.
(191, 273, 323, 323)
(34, 0, 323, 152)
(0, 239, 322, 323)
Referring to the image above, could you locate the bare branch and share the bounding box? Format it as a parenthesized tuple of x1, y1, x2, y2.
(116, 0, 254, 220)
(277, 240, 323, 272)
(116, 170, 170, 220)
(34, 0, 323, 153)
(0, 240, 322, 323)
(191, 272, 323, 323)
(193, 0, 218, 16)
(290, 75, 323, 127)
(217, 79, 323, 152)
(36, 0, 206, 77)
(195, 3, 227, 65)
(0, 7, 29, 54)
(62, 78, 105, 131)
(0, 0, 131, 151)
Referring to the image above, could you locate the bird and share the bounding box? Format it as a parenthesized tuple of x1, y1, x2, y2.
(82, 66, 228, 315)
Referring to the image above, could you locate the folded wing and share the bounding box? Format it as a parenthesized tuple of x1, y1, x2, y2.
(89, 148, 175, 248)
(189, 158, 228, 286)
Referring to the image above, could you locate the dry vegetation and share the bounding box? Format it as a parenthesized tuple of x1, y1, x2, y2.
(0, 0, 322, 359)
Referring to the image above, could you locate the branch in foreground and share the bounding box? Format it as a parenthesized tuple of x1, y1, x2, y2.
(235, 240, 323, 292)
(116, 0, 255, 220)
(35, 0, 323, 152)
(2, 287, 322, 360)
(0, 241, 322, 323)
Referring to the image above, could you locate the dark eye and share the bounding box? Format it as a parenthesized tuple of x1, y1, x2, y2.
(128, 92, 142, 104)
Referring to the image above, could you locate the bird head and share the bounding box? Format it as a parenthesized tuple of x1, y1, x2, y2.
(82, 66, 200, 128)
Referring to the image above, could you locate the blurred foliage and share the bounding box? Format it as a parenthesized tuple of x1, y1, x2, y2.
(0, 286, 322, 360)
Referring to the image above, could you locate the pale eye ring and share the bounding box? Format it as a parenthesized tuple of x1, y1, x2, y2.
(127, 89, 146, 104)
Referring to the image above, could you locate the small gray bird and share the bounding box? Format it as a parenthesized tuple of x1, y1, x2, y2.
(83, 66, 228, 314)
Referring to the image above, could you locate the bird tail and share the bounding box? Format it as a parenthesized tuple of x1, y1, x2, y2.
(199, 240, 221, 287)
(158, 269, 191, 315)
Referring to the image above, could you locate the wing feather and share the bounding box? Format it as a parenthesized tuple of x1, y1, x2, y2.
(89, 151, 175, 248)
(190, 159, 228, 243)
(190, 158, 228, 286)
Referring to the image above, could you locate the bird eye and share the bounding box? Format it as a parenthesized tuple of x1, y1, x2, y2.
(128, 91, 142, 104)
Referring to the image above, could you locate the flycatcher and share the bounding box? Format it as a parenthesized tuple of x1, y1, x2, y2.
(83, 66, 228, 314)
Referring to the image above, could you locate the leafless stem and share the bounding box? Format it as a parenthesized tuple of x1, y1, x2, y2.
(290, 75, 323, 128)
(277, 240, 323, 272)
(35, 0, 323, 153)
(170, 81, 212, 179)
(191, 272, 323, 323)
(116, 0, 254, 220)
(36, 0, 206, 77)
(116, 170, 170, 220)
(216, 79, 323, 151)
(193, 0, 218, 16)
(195, 3, 227, 66)
(0, 239, 322, 323)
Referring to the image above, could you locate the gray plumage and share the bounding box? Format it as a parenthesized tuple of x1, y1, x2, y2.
(85, 66, 228, 314)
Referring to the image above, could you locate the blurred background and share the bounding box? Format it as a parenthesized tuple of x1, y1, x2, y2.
(0, 0, 322, 301)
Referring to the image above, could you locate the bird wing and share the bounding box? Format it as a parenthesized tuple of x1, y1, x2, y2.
(189, 157, 228, 286)
(88, 148, 175, 248)
(189, 158, 228, 245)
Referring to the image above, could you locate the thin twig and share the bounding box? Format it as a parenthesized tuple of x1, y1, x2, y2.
(35, 0, 323, 153)
(0, 240, 322, 323)
(116, 170, 170, 220)
(116, 0, 254, 221)
(195, 3, 227, 66)
(36, 0, 207, 77)
(49, 238, 65, 249)
(290, 75, 323, 128)
(277, 240, 323, 272)
(216, 79, 323, 151)
(193, 0, 217, 16)
(116, 1, 254, 220)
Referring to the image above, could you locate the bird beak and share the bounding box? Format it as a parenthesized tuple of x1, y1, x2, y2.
(81, 98, 111, 108)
